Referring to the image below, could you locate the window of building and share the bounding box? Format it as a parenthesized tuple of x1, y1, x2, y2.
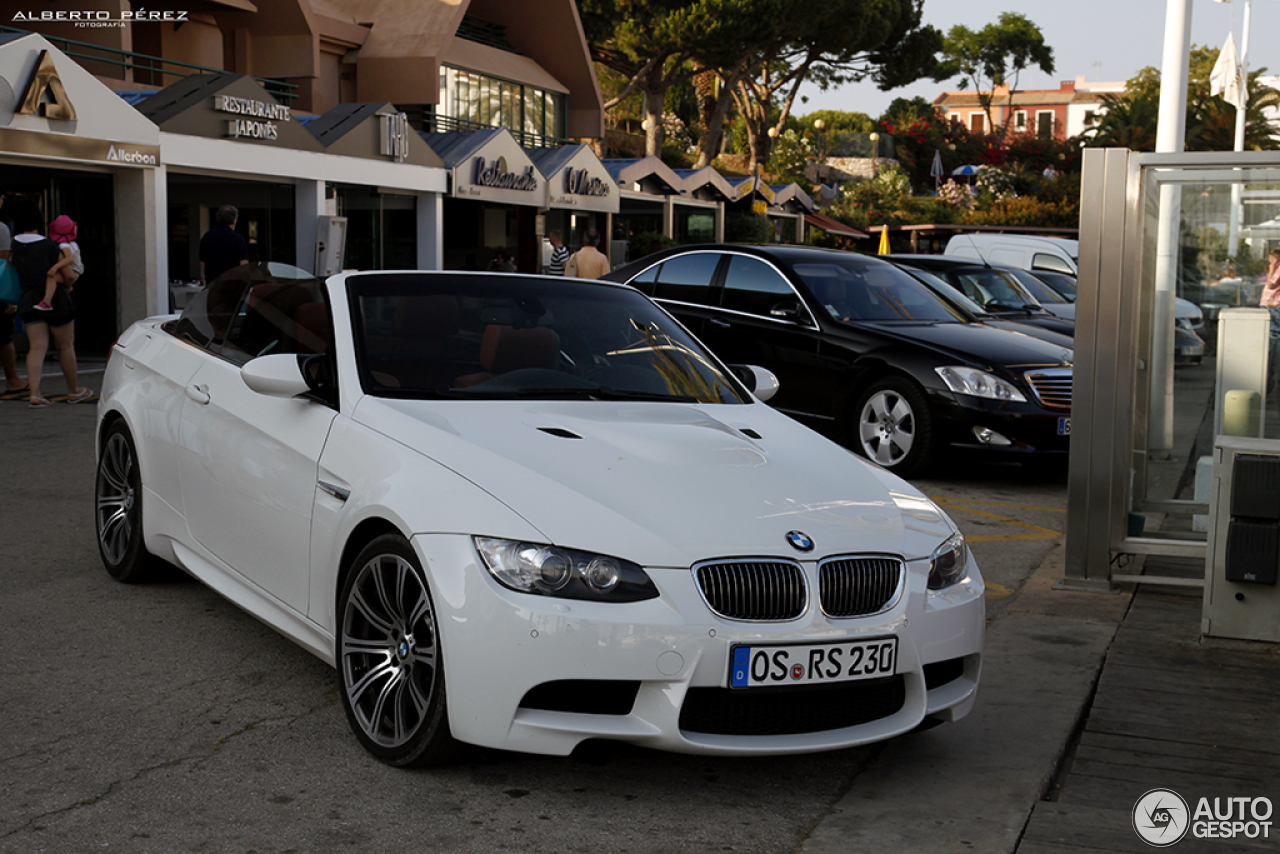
(437, 65, 566, 145)
(1036, 110, 1055, 137)
(1014, 110, 1028, 132)
(969, 113, 986, 134)
(1084, 110, 1097, 126)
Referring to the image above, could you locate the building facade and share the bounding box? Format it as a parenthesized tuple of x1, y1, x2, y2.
(933, 76, 1124, 141)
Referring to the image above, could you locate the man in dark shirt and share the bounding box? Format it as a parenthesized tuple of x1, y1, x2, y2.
(199, 205, 249, 283)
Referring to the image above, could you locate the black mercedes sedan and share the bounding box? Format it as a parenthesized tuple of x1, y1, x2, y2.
(603, 244, 1072, 476)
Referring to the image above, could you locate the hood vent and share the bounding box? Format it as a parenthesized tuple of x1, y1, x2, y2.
(538, 427, 582, 439)
(739, 428, 763, 439)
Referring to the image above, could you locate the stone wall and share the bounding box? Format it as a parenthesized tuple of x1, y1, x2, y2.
(806, 157, 899, 184)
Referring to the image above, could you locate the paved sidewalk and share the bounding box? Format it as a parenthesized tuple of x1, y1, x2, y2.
(802, 550, 1280, 854)
(801, 547, 1130, 854)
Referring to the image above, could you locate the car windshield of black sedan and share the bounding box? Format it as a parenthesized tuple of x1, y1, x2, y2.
(350, 273, 748, 404)
(791, 259, 966, 324)
(947, 268, 1041, 311)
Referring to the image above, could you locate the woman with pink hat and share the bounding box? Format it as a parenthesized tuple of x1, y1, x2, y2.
(32, 214, 83, 312)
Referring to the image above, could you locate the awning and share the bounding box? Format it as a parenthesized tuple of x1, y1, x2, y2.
(805, 212, 866, 239)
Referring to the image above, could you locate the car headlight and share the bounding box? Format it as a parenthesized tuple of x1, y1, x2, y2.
(928, 532, 969, 590)
(935, 366, 1027, 402)
(474, 537, 659, 602)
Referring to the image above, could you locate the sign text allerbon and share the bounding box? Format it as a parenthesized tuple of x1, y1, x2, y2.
(212, 95, 292, 141)
(565, 168, 611, 198)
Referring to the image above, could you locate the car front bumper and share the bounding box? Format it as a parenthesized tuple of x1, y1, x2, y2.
(930, 391, 1071, 457)
(413, 534, 985, 756)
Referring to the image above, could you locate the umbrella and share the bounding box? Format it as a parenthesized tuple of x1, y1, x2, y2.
(951, 164, 979, 176)
(877, 227, 890, 256)
(931, 150, 944, 191)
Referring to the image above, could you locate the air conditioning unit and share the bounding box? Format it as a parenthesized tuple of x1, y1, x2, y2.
(1203, 435, 1280, 642)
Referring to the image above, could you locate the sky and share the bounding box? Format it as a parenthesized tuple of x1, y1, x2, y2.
(795, 0, 1280, 119)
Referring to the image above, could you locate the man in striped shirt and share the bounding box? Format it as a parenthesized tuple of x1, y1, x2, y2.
(547, 229, 570, 276)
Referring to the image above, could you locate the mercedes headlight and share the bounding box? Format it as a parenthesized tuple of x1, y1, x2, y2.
(474, 538, 658, 602)
(928, 532, 969, 590)
(935, 366, 1026, 402)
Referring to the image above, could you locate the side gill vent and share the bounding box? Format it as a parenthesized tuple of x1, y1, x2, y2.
(740, 428, 762, 439)
(538, 427, 582, 439)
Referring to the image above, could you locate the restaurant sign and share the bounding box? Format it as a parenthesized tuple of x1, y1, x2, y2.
(213, 94, 292, 140)
(472, 156, 538, 192)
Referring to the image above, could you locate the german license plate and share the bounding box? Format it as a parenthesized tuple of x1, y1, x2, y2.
(729, 638, 898, 689)
(1057, 417, 1071, 436)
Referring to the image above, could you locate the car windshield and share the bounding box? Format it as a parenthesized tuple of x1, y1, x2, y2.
(1003, 268, 1070, 305)
(1034, 271, 1078, 302)
(947, 268, 1043, 311)
(897, 266, 990, 318)
(348, 273, 748, 404)
(789, 258, 966, 324)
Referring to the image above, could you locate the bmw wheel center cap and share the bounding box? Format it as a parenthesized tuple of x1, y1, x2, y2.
(786, 531, 814, 552)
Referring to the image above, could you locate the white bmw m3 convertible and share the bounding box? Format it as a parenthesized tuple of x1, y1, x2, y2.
(95, 262, 984, 766)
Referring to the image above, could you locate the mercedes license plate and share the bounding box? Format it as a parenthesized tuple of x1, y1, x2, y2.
(729, 638, 897, 689)
(1057, 417, 1071, 436)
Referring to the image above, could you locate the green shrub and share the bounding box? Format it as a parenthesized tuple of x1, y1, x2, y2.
(726, 211, 774, 243)
(627, 231, 675, 262)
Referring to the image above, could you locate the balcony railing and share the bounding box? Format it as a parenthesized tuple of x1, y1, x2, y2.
(424, 111, 571, 149)
(0, 25, 298, 105)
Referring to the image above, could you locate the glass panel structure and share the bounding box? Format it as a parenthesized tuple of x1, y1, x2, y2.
(437, 65, 566, 145)
(1066, 149, 1280, 589)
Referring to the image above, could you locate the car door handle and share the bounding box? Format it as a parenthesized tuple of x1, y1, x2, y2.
(709, 318, 731, 328)
(186, 383, 210, 405)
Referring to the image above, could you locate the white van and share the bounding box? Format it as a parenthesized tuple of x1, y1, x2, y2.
(944, 233, 1078, 275)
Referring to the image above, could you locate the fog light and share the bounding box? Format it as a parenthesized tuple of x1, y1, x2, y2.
(972, 426, 1012, 446)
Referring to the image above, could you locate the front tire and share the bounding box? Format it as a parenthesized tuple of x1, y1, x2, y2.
(337, 534, 457, 767)
(853, 377, 934, 477)
(95, 421, 162, 582)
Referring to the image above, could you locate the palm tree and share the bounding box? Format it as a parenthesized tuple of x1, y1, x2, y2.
(1083, 93, 1160, 151)
(1187, 69, 1280, 152)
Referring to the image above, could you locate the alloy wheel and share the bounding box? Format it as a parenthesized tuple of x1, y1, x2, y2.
(97, 431, 138, 566)
(340, 553, 439, 749)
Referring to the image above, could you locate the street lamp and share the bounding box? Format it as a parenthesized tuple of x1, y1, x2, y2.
(869, 131, 880, 178)
(813, 119, 827, 182)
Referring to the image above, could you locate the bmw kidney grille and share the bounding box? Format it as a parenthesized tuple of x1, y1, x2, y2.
(695, 555, 905, 621)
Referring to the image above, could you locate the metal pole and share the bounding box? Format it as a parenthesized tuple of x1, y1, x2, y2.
(1228, 0, 1251, 256)
(1150, 0, 1193, 456)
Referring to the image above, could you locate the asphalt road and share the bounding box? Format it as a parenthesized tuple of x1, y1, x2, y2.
(0, 390, 1066, 854)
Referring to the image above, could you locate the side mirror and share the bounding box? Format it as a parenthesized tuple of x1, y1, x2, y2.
(241, 353, 311, 398)
(769, 299, 805, 322)
(729, 364, 780, 402)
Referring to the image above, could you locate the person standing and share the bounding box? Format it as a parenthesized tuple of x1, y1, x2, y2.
(0, 193, 27, 394)
(546, 229, 570, 276)
(199, 205, 249, 283)
(10, 202, 89, 407)
(565, 229, 610, 280)
(1260, 249, 1280, 393)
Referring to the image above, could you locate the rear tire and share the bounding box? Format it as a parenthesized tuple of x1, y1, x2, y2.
(337, 534, 458, 767)
(95, 422, 163, 583)
(852, 378, 934, 478)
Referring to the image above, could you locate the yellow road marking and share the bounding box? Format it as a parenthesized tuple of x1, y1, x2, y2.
(927, 496, 1067, 514)
(929, 496, 1062, 543)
